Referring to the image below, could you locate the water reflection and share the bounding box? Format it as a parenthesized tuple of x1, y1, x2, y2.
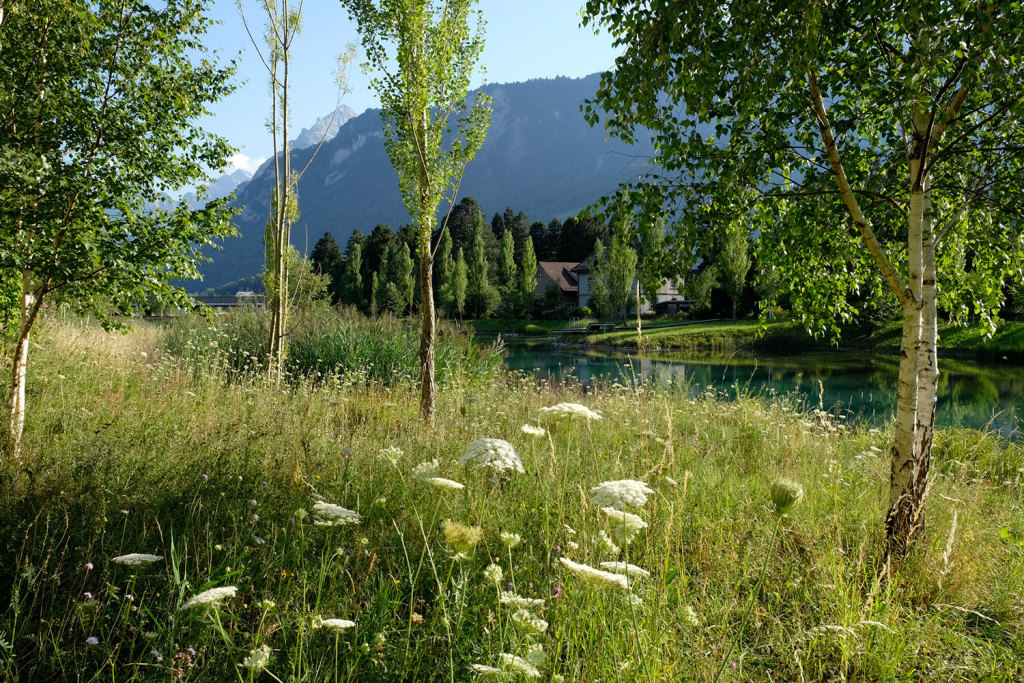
(503, 347, 1023, 439)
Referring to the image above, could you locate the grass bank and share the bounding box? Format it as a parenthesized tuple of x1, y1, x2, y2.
(1, 318, 1023, 681)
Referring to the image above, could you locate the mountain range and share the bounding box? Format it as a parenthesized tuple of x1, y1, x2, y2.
(196, 73, 655, 290)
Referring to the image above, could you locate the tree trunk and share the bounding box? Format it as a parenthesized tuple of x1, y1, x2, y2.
(886, 165, 927, 554)
(6, 270, 37, 460)
(419, 248, 436, 424)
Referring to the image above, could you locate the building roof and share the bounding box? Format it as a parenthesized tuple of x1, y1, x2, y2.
(570, 258, 592, 274)
(535, 261, 579, 293)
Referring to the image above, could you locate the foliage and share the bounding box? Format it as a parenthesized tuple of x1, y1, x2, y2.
(452, 247, 468, 319)
(310, 232, 342, 277)
(2, 321, 1023, 680)
(465, 212, 499, 317)
(718, 225, 752, 320)
(518, 236, 538, 314)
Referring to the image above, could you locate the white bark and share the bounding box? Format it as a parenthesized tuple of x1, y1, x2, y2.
(7, 270, 35, 459)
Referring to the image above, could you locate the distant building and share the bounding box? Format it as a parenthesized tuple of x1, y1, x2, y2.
(534, 262, 579, 308)
(571, 259, 690, 314)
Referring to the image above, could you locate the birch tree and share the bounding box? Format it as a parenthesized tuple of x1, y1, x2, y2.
(0, 0, 236, 458)
(342, 0, 491, 423)
(582, 0, 1024, 553)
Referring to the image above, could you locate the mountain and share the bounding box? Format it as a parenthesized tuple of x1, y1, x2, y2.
(291, 105, 359, 150)
(196, 73, 655, 290)
(182, 168, 253, 209)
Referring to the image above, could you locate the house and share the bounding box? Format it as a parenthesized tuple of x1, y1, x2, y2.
(571, 259, 690, 314)
(534, 262, 579, 308)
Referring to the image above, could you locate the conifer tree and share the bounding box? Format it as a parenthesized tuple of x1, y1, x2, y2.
(519, 236, 538, 315)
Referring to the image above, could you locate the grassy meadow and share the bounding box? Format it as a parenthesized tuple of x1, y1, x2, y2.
(1, 313, 1023, 681)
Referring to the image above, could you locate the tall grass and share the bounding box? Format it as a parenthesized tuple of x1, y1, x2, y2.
(0, 318, 1022, 681)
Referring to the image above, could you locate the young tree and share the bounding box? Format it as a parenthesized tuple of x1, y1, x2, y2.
(0, 0, 236, 457)
(240, 0, 354, 383)
(341, 241, 364, 308)
(452, 247, 468, 320)
(496, 229, 517, 316)
(582, 1, 1024, 552)
(518, 235, 538, 315)
(603, 230, 638, 319)
(435, 225, 455, 315)
(341, 0, 491, 424)
(466, 212, 500, 318)
(719, 225, 751, 320)
(310, 232, 342, 276)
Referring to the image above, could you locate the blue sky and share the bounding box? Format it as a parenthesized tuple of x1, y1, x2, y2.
(201, 1, 621, 175)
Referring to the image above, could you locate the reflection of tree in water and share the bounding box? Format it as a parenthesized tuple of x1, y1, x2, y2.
(502, 348, 1022, 438)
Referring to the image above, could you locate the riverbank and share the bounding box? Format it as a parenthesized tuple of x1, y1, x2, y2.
(469, 318, 1024, 359)
(1, 319, 1022, 680)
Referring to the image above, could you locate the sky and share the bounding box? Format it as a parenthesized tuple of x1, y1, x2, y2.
(200, 1, 622, 176)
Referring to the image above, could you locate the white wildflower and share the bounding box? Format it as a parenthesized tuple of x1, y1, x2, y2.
(563, 524, 576, 535)
(499, 653, 541, 678)
(378, 446, 403, 465)
(500, 592, 545, 609)
(312, 501, 361, 526)
(423, 477, 465, 490)
(598, 562, 651, 579)
(525, 643, 547, 670)
(470, 664, 505, 678)
(111, 553, 163, 566)
(595, 529, 620, 555)
(537, 402, 602, 421)
(182, 585, 237, 610)
(559, 557, 629, 590)
(240, 644, 271, 670)
(259, 599, 276, 610)
(511, 609, 548, 636)
(589, 479, 654, 510)
(600, 507, 648, 545)
(520, 424, 546, 437)
(683, 605, 699, 627)
(459, 438, 524, 476)
(316, 618, 356, 630)
(412, 458, 440, 480)
(500, 532, 522, 549)
(566, 541, 579, 551)
(483, 563, 504, 585)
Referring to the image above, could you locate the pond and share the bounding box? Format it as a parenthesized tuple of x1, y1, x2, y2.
(503, 346, 1024, 440)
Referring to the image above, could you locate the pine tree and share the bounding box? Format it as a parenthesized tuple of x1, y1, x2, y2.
(519, 235, 538, 314)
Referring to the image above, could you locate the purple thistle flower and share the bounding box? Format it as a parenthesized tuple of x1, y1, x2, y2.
(86, 636, 99, 645)
(249, 499, 257, 506)
(551, 585, 563, 599)
(202, 473, 209, 481)
(85, 562, 94, 571)
(83, 592, 93, 599)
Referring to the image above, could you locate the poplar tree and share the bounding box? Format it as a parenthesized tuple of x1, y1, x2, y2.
(435, 225, 455, 315)
(466, 212, 499, 317)
(453, 247, 468, 319)
(341, 0, 491, 424)
(342, 242, 364, 308)
(518, 235, 538, 314)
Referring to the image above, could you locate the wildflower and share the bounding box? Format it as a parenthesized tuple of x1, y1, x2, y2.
(521, 424, 546, 437)
(249, 499, 257, 507)
(378, 446, 403, 465)
(312, 501, 361, 526)
(315, 618, 356, 630)
(511, 609, 548, 636)
(459, 438, 524, 476)
(567, 541, 579, 551)
(600, 507, 648, 545)
(483, 563, 504, 585)
(595, 529, 620, 555)
(240, 644, 271, 670)
(83, 592, 93, 599)
(182, 585, 237, 610)
(500, 532, 522, 549)
(537, 402, 602, 421)
(559, 558, 629, 590)
(84, 562, 94, 571)
(525, 643, 547, 670)
(111, 553, 163, 566)
(499, 653, 541, 678)
(423, 477, 465, 490)
(770, 479, 804, 514)
(589, 479, 654, 510)
(500, 592, 545, 609)
(151, 649, 163, 662)
(598, 562, 651, 579)
(259, 599, 276, 610)
(550, 585, 563, 599)
(412, 458, 440, 480)
(470, 663, 504, 677)
(443, 520, 483, 556)
(683, 605, 699, 627)
(86, 636, 99, 645)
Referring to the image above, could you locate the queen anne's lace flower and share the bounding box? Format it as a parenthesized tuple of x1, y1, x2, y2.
(412, 459, 440, 480)
(312, 501, 362, 526)
(111, 553, 163, 566)
(589, 479, 654, 510)
(317, 618, 356, 630)
(511, 609, 548, 636)
(240, 644, 271, 670)
(470, 663, 504, 677)
(483, 563, 504, 585)
(598, 562, 651, 579)
(424, 477, 465, 490)
(500, 592, 545, 609)
(525, 643, 547, 669)
(499, 653, 541, 678)
(537, 402, 602, 421)
(595, 529, 620, 555)
(500, 532, 522, 548)
(378, 446, 403, 465)
(182, 585, 237, 610)
(521, 424, 547, 437)
(459, 438, 524, 475)
(600, 507, 648, 545)
(559, 558, 629, 590)
(443, 519, 483, 555)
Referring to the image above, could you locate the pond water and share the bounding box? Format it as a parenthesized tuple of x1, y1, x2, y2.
(503, 346, 1024, 440)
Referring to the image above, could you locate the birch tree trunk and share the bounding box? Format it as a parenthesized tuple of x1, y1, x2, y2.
(419, 246, 436, 424)
(6, 270, 39, 460)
